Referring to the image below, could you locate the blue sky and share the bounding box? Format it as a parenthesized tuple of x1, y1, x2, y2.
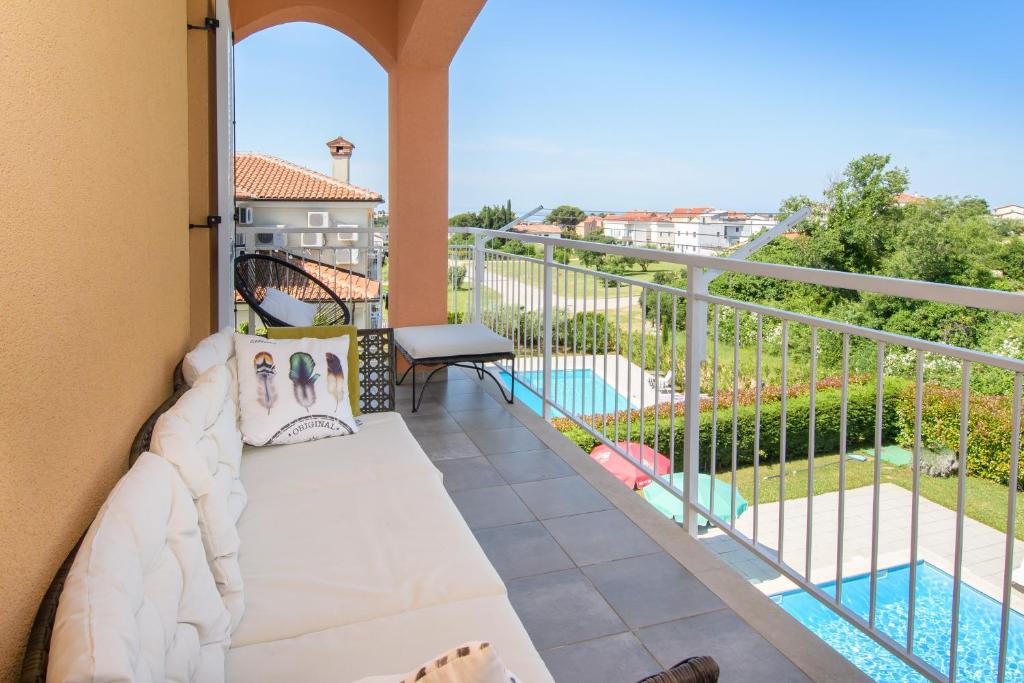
(235, 0, 1023, 215)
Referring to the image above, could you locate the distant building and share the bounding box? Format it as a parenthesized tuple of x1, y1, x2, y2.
(895, 193, 927, 206)
(993, 204, 1024, 221)
(575, 214, 604, 238)
(602, 207, 777, 255)
(508, 223, 562, 238)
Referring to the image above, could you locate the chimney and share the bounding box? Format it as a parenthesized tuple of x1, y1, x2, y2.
(326, 136, 355, 183)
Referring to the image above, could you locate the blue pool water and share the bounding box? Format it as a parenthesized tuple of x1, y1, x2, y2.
(773, 561, 1024, 682)
(498, 369, 635, 418)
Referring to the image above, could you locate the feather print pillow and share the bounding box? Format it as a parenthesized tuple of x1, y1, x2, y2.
(234, 334, 359, 446)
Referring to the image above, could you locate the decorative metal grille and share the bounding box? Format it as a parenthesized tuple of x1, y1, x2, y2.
(357, 327, 396, 413)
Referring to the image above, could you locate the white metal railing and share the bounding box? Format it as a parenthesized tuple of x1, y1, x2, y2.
(235, 225, 386, 331)
(447, 223, 1024, 683)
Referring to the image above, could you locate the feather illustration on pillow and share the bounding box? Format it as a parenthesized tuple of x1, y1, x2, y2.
(289, 352, 319, 410)
(325, 352, 346, 409)
(253, 351, 277, 414)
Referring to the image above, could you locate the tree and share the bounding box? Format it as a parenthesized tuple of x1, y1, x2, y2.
(448, 211, 480, 227)
(998, 239, 1024, 281)
(548, 205, 587, 235)
(806, 153, 909, 274)
(575, 231, 616, 268)
(882, 199, 995, 288)
(448, 211, 478, 244)
(652, 270, 679, 286)
(450, 200, 518, 247)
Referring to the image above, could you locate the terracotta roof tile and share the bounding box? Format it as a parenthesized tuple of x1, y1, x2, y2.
(235, 153, 382, 202)
(895, 193, 926, 205)
(604, 211, 673, 222)
(670, 207, 714, 217)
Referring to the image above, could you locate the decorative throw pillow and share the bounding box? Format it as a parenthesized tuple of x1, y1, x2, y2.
(261, 287, 317, 326)
(267, 325, 361, 415)
(399, 642, 518, 683)
(234, 334, 359, 446)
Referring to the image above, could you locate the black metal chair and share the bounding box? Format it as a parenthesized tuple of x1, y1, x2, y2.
(234, 253, 351, 328)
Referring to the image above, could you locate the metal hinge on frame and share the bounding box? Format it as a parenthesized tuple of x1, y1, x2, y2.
(189, 215, 222, 230)
(187, 17, 220, 32)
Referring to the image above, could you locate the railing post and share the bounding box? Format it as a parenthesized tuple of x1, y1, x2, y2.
(542, 242, 554, 421)
(682, 266, 708, 536)
(473, 232, 484, 325)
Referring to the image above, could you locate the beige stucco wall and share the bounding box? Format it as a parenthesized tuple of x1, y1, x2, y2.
(0, 1, 191, 678)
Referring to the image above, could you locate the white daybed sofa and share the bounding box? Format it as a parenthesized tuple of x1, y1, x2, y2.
(33, 328, 554, 683)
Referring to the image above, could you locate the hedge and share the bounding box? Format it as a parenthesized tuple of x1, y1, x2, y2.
(894, 385, 1024, 489)
(558, 379, 907, 472)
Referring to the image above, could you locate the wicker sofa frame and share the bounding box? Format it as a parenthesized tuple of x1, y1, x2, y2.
(20, 328, 395, 683)
(19, 326, 718, 683)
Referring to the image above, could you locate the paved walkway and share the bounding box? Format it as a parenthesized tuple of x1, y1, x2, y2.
(701, 483, 1024, 611)
(475, 264, 645, 314)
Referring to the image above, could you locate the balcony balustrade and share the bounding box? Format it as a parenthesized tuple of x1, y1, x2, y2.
(444, 224, 1024, 683)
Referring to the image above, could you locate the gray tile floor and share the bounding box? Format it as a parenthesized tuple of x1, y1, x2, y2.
(397, 372, 811, 683)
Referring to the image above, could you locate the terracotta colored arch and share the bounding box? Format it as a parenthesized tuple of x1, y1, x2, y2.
(228, 0, 487, 331)
(232, 0, 398, 70)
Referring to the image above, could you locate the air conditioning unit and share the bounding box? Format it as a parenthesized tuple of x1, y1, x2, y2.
(307, 211, 330, 229)
(301, 232, 326, 248)
(335, 223, 359, 241)
(237, 206, 254, 225)
(255, 232, 287, 248)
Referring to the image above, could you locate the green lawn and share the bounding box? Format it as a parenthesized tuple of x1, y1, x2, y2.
(446, 284, 500, 320)
(496, 254, 686, 288)
(718, 453, 1024, 540)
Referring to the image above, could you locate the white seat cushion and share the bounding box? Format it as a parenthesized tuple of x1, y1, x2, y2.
(240, 412, 440, 500)
(227, 595, 553, 683)
(49, 453, 232, 683)
(394, 323, 513, 360)
(260, 287, 317, 327)
(231, 474, 506, 648)
(150, 364, 248, 630)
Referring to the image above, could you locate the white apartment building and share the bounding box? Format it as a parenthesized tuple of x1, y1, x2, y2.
(993, 204, 1024, 221)
(602, 208, 777, 255)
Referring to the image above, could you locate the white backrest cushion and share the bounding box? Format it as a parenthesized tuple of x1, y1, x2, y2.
(49, 453, 231, 683)
(151, 364, 247, 629)
(260, 287, 317, 327)
(183, 327, 236, 387)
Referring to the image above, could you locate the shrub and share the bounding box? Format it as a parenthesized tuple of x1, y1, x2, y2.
(556, 378, 908, 472)
(447, 265, 467, 289)
(894, 385, 1024, 489)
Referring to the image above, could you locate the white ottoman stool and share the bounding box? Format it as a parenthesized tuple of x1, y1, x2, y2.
(394, 323, 515, 412)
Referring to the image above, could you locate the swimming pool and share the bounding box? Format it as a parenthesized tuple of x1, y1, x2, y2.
(498, 369, 635, 418)
(773, 561, 1024, 682)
